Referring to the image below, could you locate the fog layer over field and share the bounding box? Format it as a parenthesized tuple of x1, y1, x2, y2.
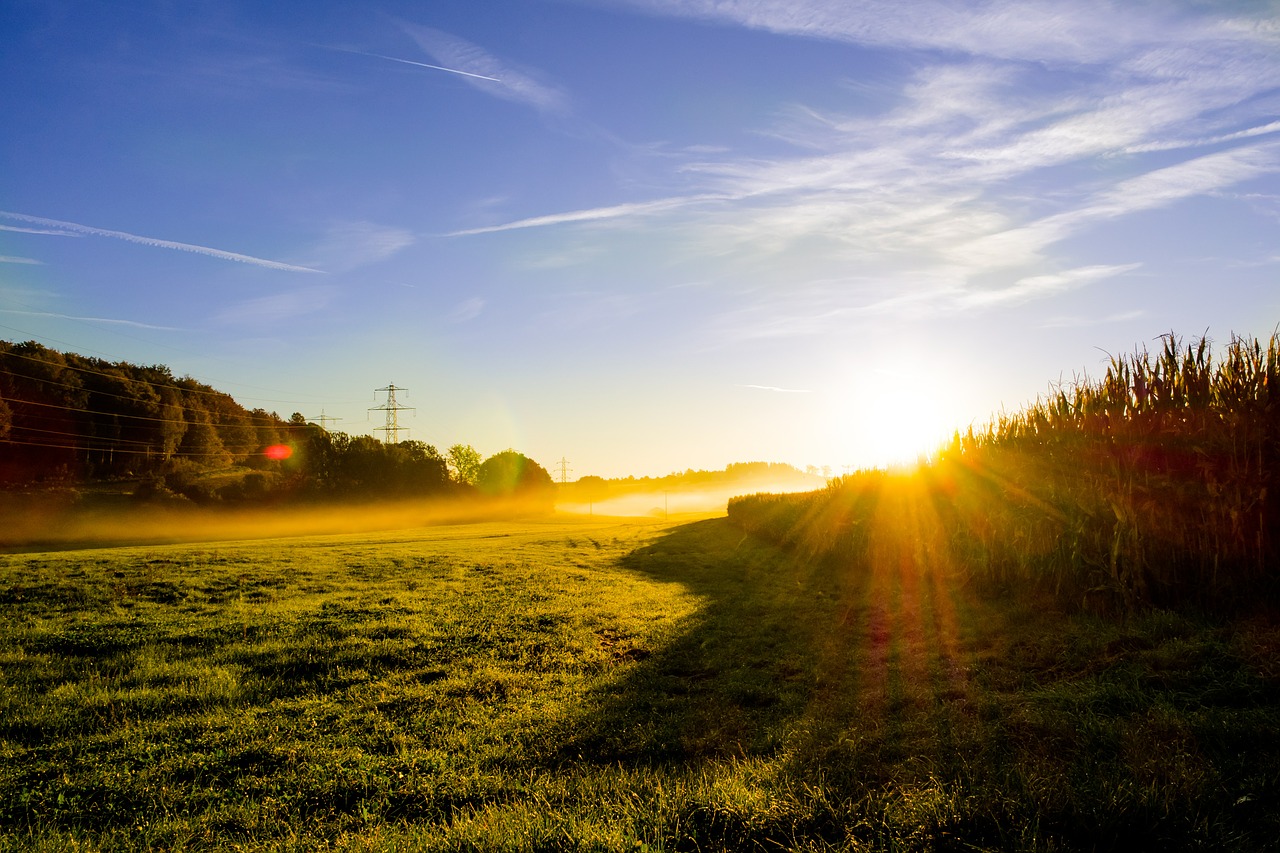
(0, 495, 562, 551)
(556, 480, 822, 518)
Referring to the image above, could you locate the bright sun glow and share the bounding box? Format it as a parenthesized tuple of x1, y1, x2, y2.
(862, 388, 951, 468)
(830, 358, 961, 470)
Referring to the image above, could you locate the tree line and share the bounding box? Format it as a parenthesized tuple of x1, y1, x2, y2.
(0, 340, 552, 504)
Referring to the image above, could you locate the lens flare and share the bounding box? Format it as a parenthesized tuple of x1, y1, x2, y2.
(264, 444, 293, 461)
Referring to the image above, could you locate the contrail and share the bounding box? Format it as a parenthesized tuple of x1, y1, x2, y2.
(0, 309, 181, 331)
(0, 211, 323, 273)
(738, 384, 813, 393)
(0, 223, 81, 236)
(316, 44, 501, 82)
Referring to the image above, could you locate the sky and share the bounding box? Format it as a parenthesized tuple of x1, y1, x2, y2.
(2, 0, 1279, 479)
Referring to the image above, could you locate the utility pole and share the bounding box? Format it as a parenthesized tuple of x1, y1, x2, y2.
(307, 410, 342, 432)
(555, 457, 572, 484)
(369, 384, 415, 443)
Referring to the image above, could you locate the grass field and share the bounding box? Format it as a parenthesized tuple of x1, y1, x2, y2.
(2, 512, 1279, 850)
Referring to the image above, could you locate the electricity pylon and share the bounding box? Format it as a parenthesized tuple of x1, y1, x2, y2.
(555, 457, 572, 483)
(370, 384, 414, 443)
(307, 410, 342, 432)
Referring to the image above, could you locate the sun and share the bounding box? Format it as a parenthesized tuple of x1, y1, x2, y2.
(861, 386, 952, 468)
(828, 360, 960, 471)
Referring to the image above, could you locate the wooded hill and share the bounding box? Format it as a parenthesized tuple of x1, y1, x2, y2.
(0, 340, 301, 482)
(0, 340, 469, 502)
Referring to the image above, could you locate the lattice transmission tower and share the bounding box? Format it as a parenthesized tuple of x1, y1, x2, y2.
(370, 384, 415, 443)
(307, 410, 342, 432)
(555, 457, 572, 483)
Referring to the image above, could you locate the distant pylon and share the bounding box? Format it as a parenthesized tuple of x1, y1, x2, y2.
(308, 410, 342, 432)
(370, 384, 415, 443)
(556, 457, 572, 483)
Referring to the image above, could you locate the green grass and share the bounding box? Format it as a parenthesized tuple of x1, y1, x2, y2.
(2, 514, 1278, 850)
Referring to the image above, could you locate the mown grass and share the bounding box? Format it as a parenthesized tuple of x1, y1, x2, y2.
(2, 514, 1278, 850)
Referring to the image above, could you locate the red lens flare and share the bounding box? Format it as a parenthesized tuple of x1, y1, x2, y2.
(264, 444, 293, 461)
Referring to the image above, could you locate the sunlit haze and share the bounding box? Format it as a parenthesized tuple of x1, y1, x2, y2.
(3, 1, 1278, 477)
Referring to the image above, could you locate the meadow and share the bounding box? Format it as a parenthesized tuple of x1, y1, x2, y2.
(2, 511, 1278, 851)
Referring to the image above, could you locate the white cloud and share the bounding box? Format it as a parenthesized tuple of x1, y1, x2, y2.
(738, 384, 812, 393)
(0, 309, 181, 330)
(447, 194, 726, 236)
(398, 23, 569, 114)
(448, 297, 486, 323)
(214, 287, 337, 325)
(1041, 310, 1146, 329)
(959, 264, 1141, 308)
(0, 223, 82, 237)
(953, 143, 1280, 268)
(600, 0, 1194, 64)
(451, 1, 1279, 343)
(302, 221, 415, 272)
(0, 211, 322, 273)
(1122, 120, 1280, 155)
(0, 255, 43, 265)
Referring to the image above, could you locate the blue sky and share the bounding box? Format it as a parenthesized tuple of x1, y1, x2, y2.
(3, 0, 1279, 478)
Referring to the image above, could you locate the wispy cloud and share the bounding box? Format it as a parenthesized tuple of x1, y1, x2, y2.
(0, 223, 82, 237)
(958, 264, 1142, 308)
(398, 22, 569, 114)
(448, 194, 727, 236)
(314, 44, 501, 82)
(0, 308, 181, 331)
(0, 211, 323, 273)
(951, 143, 1280, 269)
(448, 297, 486, 323)
(450, 1, 1279, 348)
(214, 287, 337, 325)
(601, 0, 1228, 65)
(1040, 310, 1146, 329)
(0, 256, 43, 265)
(1121, 120, 1280, 155)
(301, 221, 414, 272)
(738, 384, 812, 393)
(537, 291, 641, 331)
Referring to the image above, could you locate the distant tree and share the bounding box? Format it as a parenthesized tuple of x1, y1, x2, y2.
(175, 379, 231, 469)
(575, 474, 610, 512)
(203, 391, 257, 462)
(0, 391, 10, 440)
(248, 408, 284, 451)
(391, 440, 449, 494)
(447, 443, 482, 485)
(476, 450, 554, 501)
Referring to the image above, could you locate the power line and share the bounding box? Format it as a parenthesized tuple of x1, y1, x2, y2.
(307, 410, 342, 432)
(369, 384, 414, 443)
(0, 437, 245, 459)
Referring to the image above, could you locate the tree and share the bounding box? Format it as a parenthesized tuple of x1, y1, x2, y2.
(447, 443, 482, 485)
(391, 440, 449, 494)
(574, 475, 610, 513)
(476, 450, 554, 502)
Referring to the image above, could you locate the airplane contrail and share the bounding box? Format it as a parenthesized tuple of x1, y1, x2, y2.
(1, 309, 181, 331)
(316, 44, 502, 82)
(0, 211, 323, 273)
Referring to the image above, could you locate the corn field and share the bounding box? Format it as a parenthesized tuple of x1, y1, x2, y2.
(729, 332, 1280, 611)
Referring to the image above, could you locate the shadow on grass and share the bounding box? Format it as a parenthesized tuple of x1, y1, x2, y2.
(556, 516, 1280, 851)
